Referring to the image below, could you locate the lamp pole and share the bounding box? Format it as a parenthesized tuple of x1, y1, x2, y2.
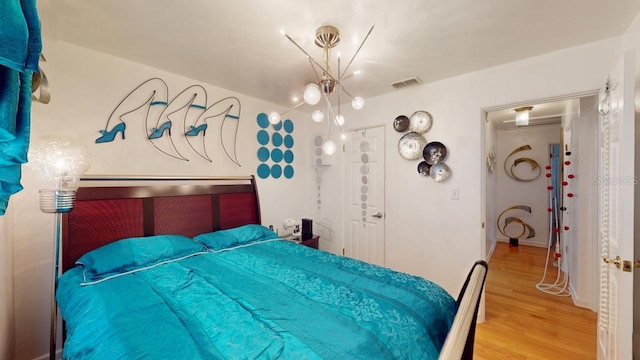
(42, 189, 75, 360)
(31, 135, 89, 360)
(49, 209, 62, 360)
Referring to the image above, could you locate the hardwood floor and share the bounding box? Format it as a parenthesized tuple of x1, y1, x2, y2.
(474, 242, 597, 359)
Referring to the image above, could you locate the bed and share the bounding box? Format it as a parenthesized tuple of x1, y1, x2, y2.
(57, 176, 487, 359)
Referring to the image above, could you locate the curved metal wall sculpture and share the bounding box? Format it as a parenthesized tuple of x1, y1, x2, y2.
(504, 145, 541, 181)
(497, 205, 536, 246)
(96, 78, 241, 166)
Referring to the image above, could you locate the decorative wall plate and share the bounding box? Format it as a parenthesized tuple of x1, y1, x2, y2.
(409, 111, 433, 133)
(393, 115, 410, 132)
(423, 141, 447, 165)
(417, 161, 431, 176)
(430, 162, 451, 181)
(398, 132, 427, 160)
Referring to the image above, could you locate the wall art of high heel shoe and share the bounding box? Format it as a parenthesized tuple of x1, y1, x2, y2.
(148, 120, 172, 139)
(185, 123, 207, 136)
(95, 122, 126, 143)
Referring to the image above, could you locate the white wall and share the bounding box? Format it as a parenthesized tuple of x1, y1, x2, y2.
(0, 214, 13, 360)
(10, 39, 314, 360)
(496, 124, 561, 248)
(324, 36, 623, 302)
(564, 95, 599, 310)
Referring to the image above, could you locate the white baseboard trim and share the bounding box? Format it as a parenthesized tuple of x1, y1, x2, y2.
(486, 239, 498, 261)
(569, 282, 595, 310)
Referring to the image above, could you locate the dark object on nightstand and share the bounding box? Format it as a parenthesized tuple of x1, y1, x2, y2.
(301, 235, 319, 249)
(301, 218, 313, 240)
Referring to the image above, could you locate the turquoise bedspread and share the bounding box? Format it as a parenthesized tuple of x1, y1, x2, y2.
(58, 240, 456, 359)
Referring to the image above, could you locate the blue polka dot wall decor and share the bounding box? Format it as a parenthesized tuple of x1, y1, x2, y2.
(271, 164, 282, 178)
(284, 150, 294, 164)
(284, 165, 294, 179)
(257, 130, 269, 145)
(284, 135, 294, 148)
(271, 148, 283, 163)
(272, 132, 283, 147)
(283, 119, 294, 133)
(257, 147, 270, 162)
(257, 163, 271, 179)
(257, 113, 270, 129)
(256, 113, 294, 179)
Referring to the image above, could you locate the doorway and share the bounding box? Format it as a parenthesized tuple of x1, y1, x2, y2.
(483, 94, 600, 308)
(479, 94, 601, 355)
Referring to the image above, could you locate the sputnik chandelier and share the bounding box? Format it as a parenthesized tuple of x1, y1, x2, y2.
(269, 25, 374, 155)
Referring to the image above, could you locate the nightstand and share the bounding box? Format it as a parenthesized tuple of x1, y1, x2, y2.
(283, 234, 319, 249)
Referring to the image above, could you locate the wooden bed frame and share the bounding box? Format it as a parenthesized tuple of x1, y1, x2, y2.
(61, 176, 261, 272)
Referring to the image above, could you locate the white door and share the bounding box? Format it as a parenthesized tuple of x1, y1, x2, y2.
(343, 126, 385, 266)
(597, 51, 635, 360)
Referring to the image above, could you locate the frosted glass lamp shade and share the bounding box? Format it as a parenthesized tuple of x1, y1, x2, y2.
(312, 110, 325, 123)
(30, 135, 91, 213)
(268, 111, 281, 124)
(351, 96, 364, 110)
(334, 114, 345, 127)
(30, 135, 90, 191)
(322, 140, 337, 155)
(303, 83, 322, 105)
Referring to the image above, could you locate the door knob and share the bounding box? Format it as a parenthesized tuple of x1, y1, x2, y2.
(371, 212, 383, 219)
(602, 255, 622, 269)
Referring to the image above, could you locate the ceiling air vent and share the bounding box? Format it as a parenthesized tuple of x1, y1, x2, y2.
(391, 77, 422, 89)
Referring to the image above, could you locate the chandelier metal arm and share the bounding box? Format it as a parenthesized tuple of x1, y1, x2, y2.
(337, 57, 341, 116)
(280, 100, 307, 116)
(284, 33, 340, 85)
(322, 91, 335, 120)
(336, 82, 354, 99)
(309, 57, 323, 84)
(339, 25, 375, 81)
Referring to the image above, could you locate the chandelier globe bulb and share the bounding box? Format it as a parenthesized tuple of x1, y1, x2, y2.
(351, 96, 365, 110)
(322, 140, 337, 155)
(268, 111, 281, 125)
(312, 110, 325, 123)
(303, 83, 322, 105)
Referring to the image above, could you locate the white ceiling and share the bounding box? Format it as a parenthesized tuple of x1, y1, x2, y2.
(38, 0, 639, 113)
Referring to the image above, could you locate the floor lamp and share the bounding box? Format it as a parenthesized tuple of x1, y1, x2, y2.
(30, 136, 90, 360)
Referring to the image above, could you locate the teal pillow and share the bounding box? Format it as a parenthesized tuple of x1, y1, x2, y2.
(193, 224, 279, 251)
(76, 235, 206, 281)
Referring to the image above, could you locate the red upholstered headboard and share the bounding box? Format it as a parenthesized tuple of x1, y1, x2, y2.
(61, 176, 261, 272)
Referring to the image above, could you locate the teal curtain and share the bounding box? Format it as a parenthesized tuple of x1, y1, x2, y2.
(0, 0, 42, 215)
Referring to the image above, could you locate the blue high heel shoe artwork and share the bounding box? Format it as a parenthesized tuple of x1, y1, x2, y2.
(95, 77, 243, 166)
(185, 123, 207, 136)
(95, 122, 126, 143)
(148, 121, 172, 139)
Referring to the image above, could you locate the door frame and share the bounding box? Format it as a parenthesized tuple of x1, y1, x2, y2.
(480, 90, 599, 316)
(596, 51, 635, 359)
